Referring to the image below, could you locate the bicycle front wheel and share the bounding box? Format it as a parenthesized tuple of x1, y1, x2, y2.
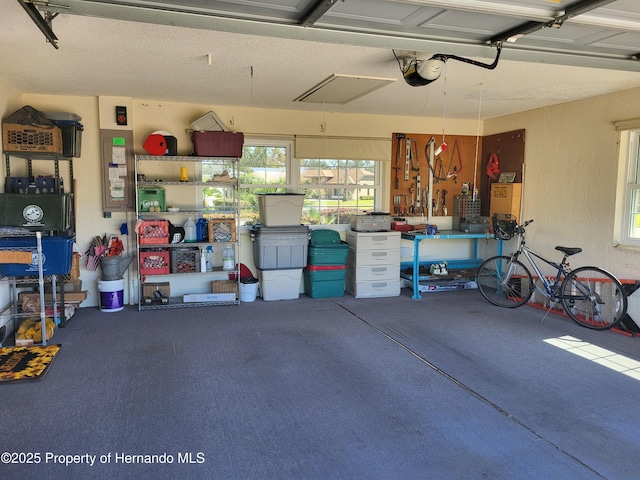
(560, 267, 628, 330)
(476, 256, 534, 308)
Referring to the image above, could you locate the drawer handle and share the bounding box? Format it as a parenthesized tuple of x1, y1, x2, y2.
(371, 267, 387, 273)
(371, 252, 387, 257)
(372, 282, 388, 288)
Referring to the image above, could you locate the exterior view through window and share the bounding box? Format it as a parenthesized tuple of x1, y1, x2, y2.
(623, 130, 640, 246)
(202, 141, 380, 226)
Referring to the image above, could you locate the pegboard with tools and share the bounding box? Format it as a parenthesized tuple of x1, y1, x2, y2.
(390, 132, 482, 219)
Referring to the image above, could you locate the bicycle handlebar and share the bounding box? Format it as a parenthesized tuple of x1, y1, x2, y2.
(515, 219, 533, 235)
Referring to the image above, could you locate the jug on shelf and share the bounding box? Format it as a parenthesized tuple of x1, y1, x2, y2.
(222, 246, 235, 271)
(184, 218, 197, 242)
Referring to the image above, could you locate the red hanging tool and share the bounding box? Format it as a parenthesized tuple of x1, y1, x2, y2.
(486, 153, 500, 180)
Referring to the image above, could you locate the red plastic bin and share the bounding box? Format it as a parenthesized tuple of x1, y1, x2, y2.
(139, 250, 170, 275)
(138, 220, 169, 245)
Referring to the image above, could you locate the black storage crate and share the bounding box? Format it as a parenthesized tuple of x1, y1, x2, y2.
(171, 247, 201, 273)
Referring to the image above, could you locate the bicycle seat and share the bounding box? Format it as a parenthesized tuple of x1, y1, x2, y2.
(555, 246, 582, 256)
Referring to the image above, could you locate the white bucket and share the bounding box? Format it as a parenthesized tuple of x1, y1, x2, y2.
(239, 278, 259, 302)
(98, 278, 125, 312)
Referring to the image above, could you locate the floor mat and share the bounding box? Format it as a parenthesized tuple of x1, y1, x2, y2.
(0, 344, 61, 383)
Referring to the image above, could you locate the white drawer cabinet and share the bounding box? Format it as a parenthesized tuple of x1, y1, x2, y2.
(345, 230, 401, 298)
(347, 248, 401, 267)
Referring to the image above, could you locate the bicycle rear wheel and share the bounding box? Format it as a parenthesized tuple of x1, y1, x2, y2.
(560, 267, 627, 330)
(476, 255, 533, 308)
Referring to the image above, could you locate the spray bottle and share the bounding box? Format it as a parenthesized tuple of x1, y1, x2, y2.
(205, 245, 214, 272)
(200, 248, 207, 273)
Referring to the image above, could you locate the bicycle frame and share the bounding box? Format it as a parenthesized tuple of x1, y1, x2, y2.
(504, 232, 570, 300)
(480, 218, 627, 329)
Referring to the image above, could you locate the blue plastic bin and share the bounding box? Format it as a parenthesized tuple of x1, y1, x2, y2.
(0, 236, 74, 276)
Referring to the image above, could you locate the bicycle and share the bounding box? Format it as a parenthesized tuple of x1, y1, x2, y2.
(475, 215, 628, 330)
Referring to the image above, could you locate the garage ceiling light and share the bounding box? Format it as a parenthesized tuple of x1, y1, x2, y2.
(293, 74, 396, 104)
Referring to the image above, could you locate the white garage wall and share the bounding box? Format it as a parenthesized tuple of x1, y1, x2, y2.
(484, 86, 640, 282)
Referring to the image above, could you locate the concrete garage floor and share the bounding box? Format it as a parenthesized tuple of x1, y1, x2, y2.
(2, 288, 639, 480)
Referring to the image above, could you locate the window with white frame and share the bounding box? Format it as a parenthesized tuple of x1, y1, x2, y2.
(299, 158, 379, 225)
(620, 129, 640, 247)
(201, 138, 383, 226)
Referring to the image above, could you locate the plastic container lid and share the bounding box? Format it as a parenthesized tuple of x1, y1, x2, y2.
(310, 229, 341, 246)
(191, 111, 227, 132)
(44, 112, 82, 122)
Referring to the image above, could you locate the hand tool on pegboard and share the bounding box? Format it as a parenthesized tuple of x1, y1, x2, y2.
(410, 139, 420, 172)
(422, 187, 428, 217)
(404, 137, 411, 181)
(393, 195, 401, 215)
(441, 189, 448, 216)
(408, 183, 415, 214)
(393, 133, 405, 189)
(413, 175, 422, 214)
(392, 166, 401, 190)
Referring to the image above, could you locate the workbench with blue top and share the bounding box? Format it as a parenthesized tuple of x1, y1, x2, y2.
(400, 230, 502, 299)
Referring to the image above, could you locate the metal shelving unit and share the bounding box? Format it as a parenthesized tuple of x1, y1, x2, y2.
(135, 155, 240, 310)
(0, 232, 51, 345)
(0, 152, 76, 345)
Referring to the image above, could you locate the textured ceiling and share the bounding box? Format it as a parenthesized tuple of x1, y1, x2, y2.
(2, 0, 640, 119)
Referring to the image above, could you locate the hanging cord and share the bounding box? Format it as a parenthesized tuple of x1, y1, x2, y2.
(446, 138, 462, 181)
(441, 62, 447, 146)
(473, 83, 483, 200)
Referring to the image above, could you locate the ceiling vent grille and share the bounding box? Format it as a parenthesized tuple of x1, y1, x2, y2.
(294, 74, 396, 104)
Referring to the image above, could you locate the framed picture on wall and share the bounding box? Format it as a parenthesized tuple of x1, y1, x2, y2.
(498, 172, 516, 183)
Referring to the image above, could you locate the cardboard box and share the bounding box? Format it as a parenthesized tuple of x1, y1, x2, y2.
(142, 282, 170, 299)
(211, 280, 238, 298)
(20, 291, 88, 304)
(45, 291, 88, 303)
